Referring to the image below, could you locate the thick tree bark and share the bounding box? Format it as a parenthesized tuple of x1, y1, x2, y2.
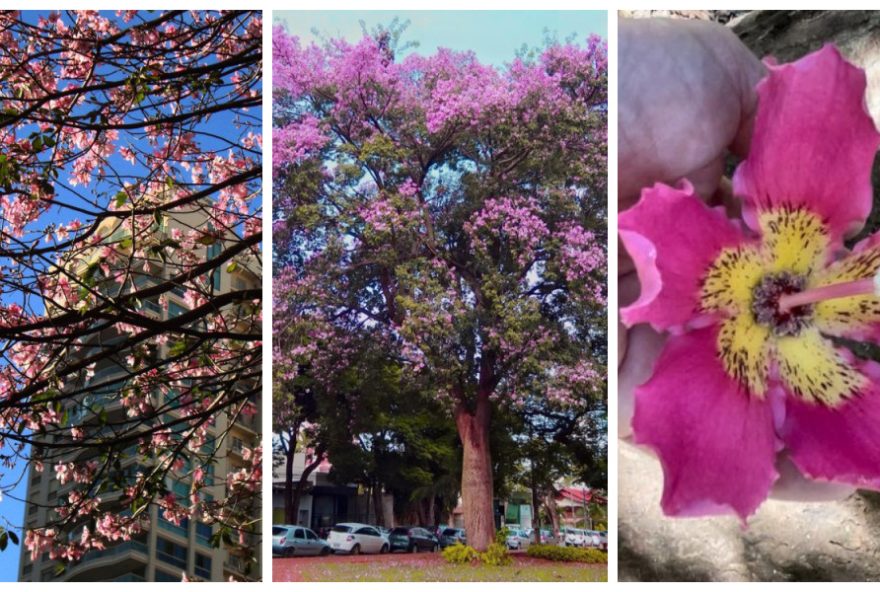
(455, 392, 495, 551)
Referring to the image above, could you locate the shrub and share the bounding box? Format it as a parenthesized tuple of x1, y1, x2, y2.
(495, 526, 510, 546)
(481, 542, 512, 567)
(442, 542, 480, 564)
(526, 544, 608, 564)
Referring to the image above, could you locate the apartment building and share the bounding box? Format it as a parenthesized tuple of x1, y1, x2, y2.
(18, 206, 262, 582)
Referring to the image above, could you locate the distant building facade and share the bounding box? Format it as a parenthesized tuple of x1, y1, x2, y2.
(18, 211, 261, 582)
(272, 450, 393, 533)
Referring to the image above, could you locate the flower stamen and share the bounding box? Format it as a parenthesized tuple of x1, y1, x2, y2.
(751, 272, 813, 336)
(778, 274, 880, 313)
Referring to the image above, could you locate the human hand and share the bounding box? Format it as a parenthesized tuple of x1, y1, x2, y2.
(618, 17, 853, 502)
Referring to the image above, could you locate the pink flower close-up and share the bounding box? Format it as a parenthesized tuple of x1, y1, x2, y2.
(620, 44, 880, 520)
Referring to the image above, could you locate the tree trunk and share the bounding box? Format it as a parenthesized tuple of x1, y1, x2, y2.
(455, 393, 494, 551)
(543, 491, 560, 537)
(531, 464, 542, 545)
(372, 481, 386, 527)
(291, 448, 324, 526)
(427, 495, 436, 528)
(283, 429, 296, 524)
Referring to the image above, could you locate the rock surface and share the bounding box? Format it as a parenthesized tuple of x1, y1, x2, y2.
(619, 443, 880, 582)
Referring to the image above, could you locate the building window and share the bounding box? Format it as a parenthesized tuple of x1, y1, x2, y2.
(155, 536, 187, 570)
(154, 569, 180, 582)
(168, 302, 187, 318)
(196, 522, 213, 547)
(142, 298, 162, 314)
(194, 553, 211, 579)
(158, 515, 189, 539)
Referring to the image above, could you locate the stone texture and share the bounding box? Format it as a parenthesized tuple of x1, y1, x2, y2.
(619, 444, 880, 582)
(732, 11, 880, 130)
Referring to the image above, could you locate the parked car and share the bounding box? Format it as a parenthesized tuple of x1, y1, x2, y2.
(389, 526, 440, 553)
(585, 530, 602, 548)
(505, 528, 531, 551)
(272, 525, 331, 557)
(421, 525, 443, 539)
(439, 527, 467, 548)
(327, 523, 390, 555)
(560, 527, 587, 547)
(538, 529, 558, 545)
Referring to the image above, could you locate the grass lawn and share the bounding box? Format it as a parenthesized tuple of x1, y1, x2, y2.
(290, 558, 607, 582)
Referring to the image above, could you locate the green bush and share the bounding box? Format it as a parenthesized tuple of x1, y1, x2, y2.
(481, 542, 512, 567)
(495, 526, 510, 546)
(526, 544, 608, 564)
(442, 542, 480, 564)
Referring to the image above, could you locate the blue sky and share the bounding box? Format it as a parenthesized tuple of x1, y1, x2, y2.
(275, 11, 606, 66)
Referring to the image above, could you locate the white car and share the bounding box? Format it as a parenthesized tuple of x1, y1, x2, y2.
(505, 528, 531, 550)
(327, 523, 390, 555)
(561, 527, 587, 547)
(585, 530, 602, 548)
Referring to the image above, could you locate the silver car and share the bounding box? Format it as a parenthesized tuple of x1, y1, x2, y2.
(505, 528, 531, 550)
(272, 525, 331, 557)
(538, 529, 558, 545)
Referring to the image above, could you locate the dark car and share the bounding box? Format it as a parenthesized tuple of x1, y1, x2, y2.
(388, 526, 440, 553)
(439, 527, 467, 548)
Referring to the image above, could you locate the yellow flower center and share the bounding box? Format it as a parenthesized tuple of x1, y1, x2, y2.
(700, 207, 868, 406)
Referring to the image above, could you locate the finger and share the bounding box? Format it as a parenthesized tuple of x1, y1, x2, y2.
(619, 17, 766, 209)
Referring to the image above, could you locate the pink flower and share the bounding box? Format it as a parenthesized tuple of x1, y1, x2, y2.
(620, 45, 880, 520)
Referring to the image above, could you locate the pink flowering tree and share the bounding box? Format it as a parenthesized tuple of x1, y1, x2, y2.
(274, 24, 607, 550)
(0, 11, 262, 578)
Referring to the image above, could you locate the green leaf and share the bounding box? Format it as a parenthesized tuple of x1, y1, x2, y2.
(0, 530, 7, 551)
(226, 262, 238, 273)
(115, 191, 128, 208)
(8, 530, 19, 546)
(169, 341, 188, 357)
